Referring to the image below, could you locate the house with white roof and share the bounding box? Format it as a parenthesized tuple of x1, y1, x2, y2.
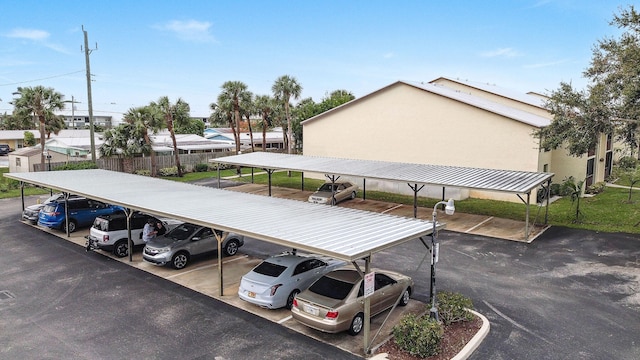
(302, 79, 613, 201)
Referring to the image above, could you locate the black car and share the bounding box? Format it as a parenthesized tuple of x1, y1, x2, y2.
(0, 144, 11, 155)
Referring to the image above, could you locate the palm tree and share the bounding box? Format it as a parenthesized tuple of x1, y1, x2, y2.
(241, 92, 255, 152)
(254, 95, 276, 151)
(151, 97, 191, 177)
(123, 106, 164, 177)
(219, 81, 251, 154)
(100, 122, 148, 174)
(11, 86, 65, 170)
(272, 75, 302, 154)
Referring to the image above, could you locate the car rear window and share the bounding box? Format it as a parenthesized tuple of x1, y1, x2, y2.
(308, 275, 354, 300)
(253, 261, 287, 277)
(42, 204, 58, 213)
(92, 217, 110, 231)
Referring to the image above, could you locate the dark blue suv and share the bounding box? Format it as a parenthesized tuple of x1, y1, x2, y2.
(38, 198, 124, 233)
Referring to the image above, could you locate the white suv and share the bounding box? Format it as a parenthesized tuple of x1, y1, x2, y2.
(86, 212, 181, 257)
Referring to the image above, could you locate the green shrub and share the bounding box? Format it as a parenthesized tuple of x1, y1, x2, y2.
(586, 182, 606, 195)
(392, 314, 443, 358)
(158, 166, 179, 177)
(194, 163, 210, 172)
(134, 169, 151, 176)
(52, 161, 98, 171)
(437, 291, 474, 325)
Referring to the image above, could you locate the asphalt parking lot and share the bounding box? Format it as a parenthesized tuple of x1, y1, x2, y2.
(2, 185, 640, 359)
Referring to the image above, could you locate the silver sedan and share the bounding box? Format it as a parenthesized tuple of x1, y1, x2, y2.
(238, 252, 345, 309)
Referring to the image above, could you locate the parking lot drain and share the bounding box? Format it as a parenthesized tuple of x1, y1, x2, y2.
(0, 290, 16, 301)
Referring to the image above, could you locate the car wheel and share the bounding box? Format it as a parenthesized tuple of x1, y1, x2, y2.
(286, 289, 300, 310)
(224, 239, 240, 256)
(171, 252, 189, 269)
(64, 220, 77, 233)
(348, 313, 364, 336)
(399, 288, 411, 306)
(113, 240, 129, 258)
(350, 191, 356, 200)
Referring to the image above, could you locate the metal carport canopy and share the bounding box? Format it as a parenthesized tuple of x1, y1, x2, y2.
(5, 169, 436, 262)
(211, 152, 554, 194)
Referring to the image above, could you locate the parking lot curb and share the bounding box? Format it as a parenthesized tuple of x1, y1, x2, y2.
(369, 309, 489, 360)
(451, 309, 490, 360)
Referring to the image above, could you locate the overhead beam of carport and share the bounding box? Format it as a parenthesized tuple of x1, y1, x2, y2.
(6, 169, 438, 355)
(210, 152, 555, 240)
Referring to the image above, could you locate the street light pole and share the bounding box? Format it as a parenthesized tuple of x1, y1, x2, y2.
(429, 199, 455, 322)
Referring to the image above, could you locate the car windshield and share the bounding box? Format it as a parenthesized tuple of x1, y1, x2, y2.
(252, 261, 287, 277)
(318, 183, 337, 192)
(308, 275, 354, 300)
(166, 223, 199, 241)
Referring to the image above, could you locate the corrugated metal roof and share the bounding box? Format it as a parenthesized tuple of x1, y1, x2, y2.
(5, 169, 437, 262)
(212, 152, 553, 194)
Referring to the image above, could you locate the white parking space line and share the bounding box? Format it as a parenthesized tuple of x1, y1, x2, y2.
(465, 217, 494, 233)
(277, 315, 293, 324)
(165, 254, 248, 279)
(381, 204, 404, 214)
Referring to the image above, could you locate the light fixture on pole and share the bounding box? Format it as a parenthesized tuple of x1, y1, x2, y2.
(42, 149, 52, 171)
(429, 198, 455, 322)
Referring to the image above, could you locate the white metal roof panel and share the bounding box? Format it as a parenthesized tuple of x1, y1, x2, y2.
(212, 152, 553, 194)
(405, 82, 551, 128)
(5, 169, 436, 262)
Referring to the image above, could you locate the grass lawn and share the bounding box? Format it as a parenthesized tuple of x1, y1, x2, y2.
(199, 170, 640, 234)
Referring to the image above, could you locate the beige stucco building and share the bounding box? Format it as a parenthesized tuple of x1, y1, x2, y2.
(302, 78, 613, 202)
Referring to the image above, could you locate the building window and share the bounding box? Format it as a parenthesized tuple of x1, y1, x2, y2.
(586, 158, 595, 187)
(15, 158, 21, 167)
(543, 164, 548, 172)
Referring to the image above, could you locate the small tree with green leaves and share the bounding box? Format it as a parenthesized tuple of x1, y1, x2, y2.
(24, 131, 36, 146)
(619, 167, 640, 202)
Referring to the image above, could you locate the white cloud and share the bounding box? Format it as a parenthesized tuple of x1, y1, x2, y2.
(154, 20, 216, 43)
(480, 47, 521, 58)
(523, 59, 570, 69)
(5, 28, 50, 40)
(383, 52, 395, 59)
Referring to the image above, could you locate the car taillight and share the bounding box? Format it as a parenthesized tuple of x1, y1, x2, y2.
(292, 298, 298, 308)
(102, 235, 109, 242)
(326, 310, 339, 319)
(270, 284, 282, 296)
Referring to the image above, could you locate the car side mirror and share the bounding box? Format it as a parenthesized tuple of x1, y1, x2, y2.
(192, 237, 200, 241)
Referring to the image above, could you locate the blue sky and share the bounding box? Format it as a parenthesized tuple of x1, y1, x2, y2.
(0, 1, 630, 122)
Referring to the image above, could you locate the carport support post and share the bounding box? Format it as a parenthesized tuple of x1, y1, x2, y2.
(363, 257, 372, 354)
(216, 232, 228, 297)
(217, 164, 221, 189)
(362, 179, 366, 200)
(301, 172, 304, 191)
(64, 193, 70, 237)
(407, 183, 425, 218)
(126, 209, 133, 262)
(267, 169, 274, 196)
(20, 182, 25, 212)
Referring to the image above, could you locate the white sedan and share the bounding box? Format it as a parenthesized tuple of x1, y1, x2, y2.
(238, 252, 345, 309)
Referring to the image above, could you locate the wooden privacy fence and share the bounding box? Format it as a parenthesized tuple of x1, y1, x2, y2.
(97, 152, 232, 173)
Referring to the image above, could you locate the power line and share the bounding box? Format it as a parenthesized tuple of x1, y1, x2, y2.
(0, 70, 85, 87)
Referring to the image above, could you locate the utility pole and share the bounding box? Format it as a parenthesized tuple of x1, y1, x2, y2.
(82, 25, 97, 162)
